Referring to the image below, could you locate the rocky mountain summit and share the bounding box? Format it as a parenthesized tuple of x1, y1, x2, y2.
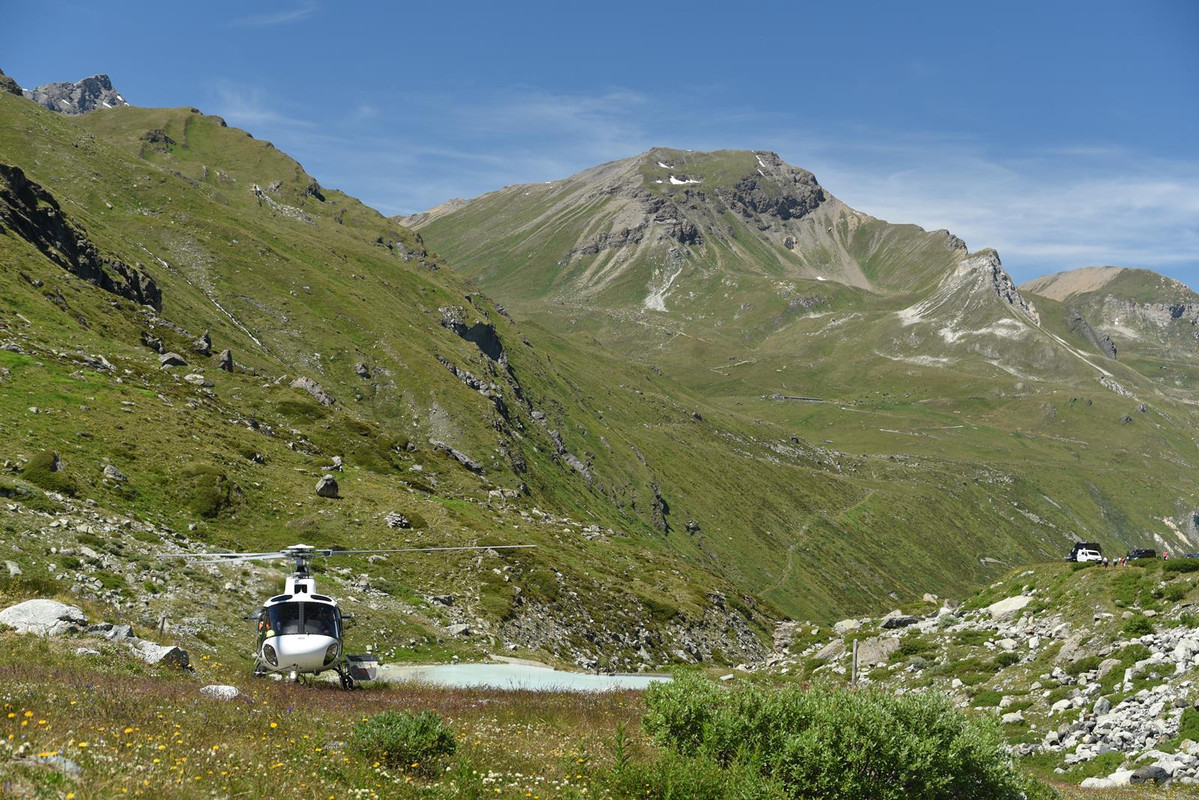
(21, 73, 128, 115)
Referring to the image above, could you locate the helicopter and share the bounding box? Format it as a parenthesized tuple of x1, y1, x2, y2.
(162, 542, 534, 689)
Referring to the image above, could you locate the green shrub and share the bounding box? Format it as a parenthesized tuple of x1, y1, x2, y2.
(993, 651, 1021, 669)
(1122, 615, 1155, 637)
(22, 449, 78, 496)
(1065, 655, 1103, 676)
(1164, 559, 1199, 574)
(352, 710, 456, 774)
(642, 674, 1053, 800)
(971, 690, 1003, 707)
(1165, 583, 1190, 602)
(1177, 708, 1199, 743)
(606, 749, 787, 800)
(180, 465, 241, 519)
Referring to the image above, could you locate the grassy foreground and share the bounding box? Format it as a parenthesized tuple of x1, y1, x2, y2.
(4, 633, 1195, 800)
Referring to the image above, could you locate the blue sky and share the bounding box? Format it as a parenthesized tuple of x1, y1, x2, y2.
(5, 0, 1198, 286)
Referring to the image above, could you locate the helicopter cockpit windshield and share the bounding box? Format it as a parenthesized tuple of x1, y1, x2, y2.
(262, 602, 340, 638)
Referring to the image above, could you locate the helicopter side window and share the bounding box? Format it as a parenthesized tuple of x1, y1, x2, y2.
(268, 603, 303, 635)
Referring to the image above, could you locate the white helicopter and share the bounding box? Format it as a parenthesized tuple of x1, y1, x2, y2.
(165, 542, 534, 689)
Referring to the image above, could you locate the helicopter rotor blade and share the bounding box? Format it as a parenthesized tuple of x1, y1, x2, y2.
(314, 544, 536, 556)
(155, 551, 284, 561)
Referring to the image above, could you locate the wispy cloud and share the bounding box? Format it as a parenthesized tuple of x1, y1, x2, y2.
(230, 1, 318, 28)
(191, 80, 1199, 288)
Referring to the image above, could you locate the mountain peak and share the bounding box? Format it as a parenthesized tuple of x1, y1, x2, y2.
(22, 73, 128, 114)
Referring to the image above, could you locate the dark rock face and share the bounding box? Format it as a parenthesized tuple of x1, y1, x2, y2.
(570, 225, 647, 256)
(1067, 310, 1118, 359)
(0, 163, 161, 310)
(217, 349, 234, 372)
(439, 305, 505, 362)
(0, 68, 22, 97)
(721, 173, 826, 221)
(22, 74, 128, 115)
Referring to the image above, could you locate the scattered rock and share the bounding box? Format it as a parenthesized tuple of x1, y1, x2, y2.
(193, 331, 212, 356)
(881, 614, 919, 630)
(217, 348, 234, 372)
(183, 373, 213, 387)
(447, 623, 472, 637)
(102, 464, 128, 483)
(429, 440, 484, 473)
(129, 640, 190, 669)
(199, 684, 242, 701)
(159, 352, 187, 368)
(354, 362, 371, 379)
(384, 512, 410, 529)
(315, 475, 339, 498)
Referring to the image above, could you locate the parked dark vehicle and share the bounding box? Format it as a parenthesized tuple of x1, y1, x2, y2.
(1127, 548, 1157, 560)
(1068, 541, 1103, 562)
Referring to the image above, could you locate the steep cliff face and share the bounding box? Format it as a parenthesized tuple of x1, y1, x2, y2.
(0, 162, 161, 309)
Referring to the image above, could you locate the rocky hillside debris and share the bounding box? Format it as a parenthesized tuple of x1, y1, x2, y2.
(102, 464, 128, 483)
(251, 184, 315, 224)
(22, 73, 128, 114)
(384, 512, 410, 529)
(0, 163, 162, 310)
(217, 348, 234, 372)
(159, 351, 187, 367)
(315, 474, 339, 498)
(0, 599, 87, 635)
(290, 375, 335, 406)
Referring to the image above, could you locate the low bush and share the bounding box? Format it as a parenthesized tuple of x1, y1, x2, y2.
(1122, 615, 1155, 637)
(180, 464, 241, 519)
(642, 674, 1054, 800)
(22, 449, 77, 496)
(351, 710, 456, 774)
(1164, 559, 1199, 574)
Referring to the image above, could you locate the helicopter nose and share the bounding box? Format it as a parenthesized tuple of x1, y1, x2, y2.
(271, 635, 338, 672)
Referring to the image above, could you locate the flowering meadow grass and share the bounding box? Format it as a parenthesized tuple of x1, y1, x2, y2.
(4, 633, 1199, 799)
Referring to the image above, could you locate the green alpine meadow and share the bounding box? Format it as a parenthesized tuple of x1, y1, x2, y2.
(2, 60, 1199, 797)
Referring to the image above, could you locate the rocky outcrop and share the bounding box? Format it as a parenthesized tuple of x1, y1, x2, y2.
(290, 376, 335, 406)
(720, 171, 825, 221)
(1067, 309, 1118, 359)
(0, 163, 162, 310)
(439, 305, 505, 362)
(22, 74, 128, 114)
(0, 68, 22, 97)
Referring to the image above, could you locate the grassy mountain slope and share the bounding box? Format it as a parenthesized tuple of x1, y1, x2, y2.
(410, 148, 1199, 593)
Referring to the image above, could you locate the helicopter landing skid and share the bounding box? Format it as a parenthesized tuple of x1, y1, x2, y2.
(336, 665, 356, 691)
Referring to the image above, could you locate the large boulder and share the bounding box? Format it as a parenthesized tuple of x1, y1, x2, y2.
(986, 595, 1032, 619)
(855, 636, 900, 665)
(315, 474, 339, 498)
(0, 599, 87, 636)
(1130, 765, 1171, 785)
